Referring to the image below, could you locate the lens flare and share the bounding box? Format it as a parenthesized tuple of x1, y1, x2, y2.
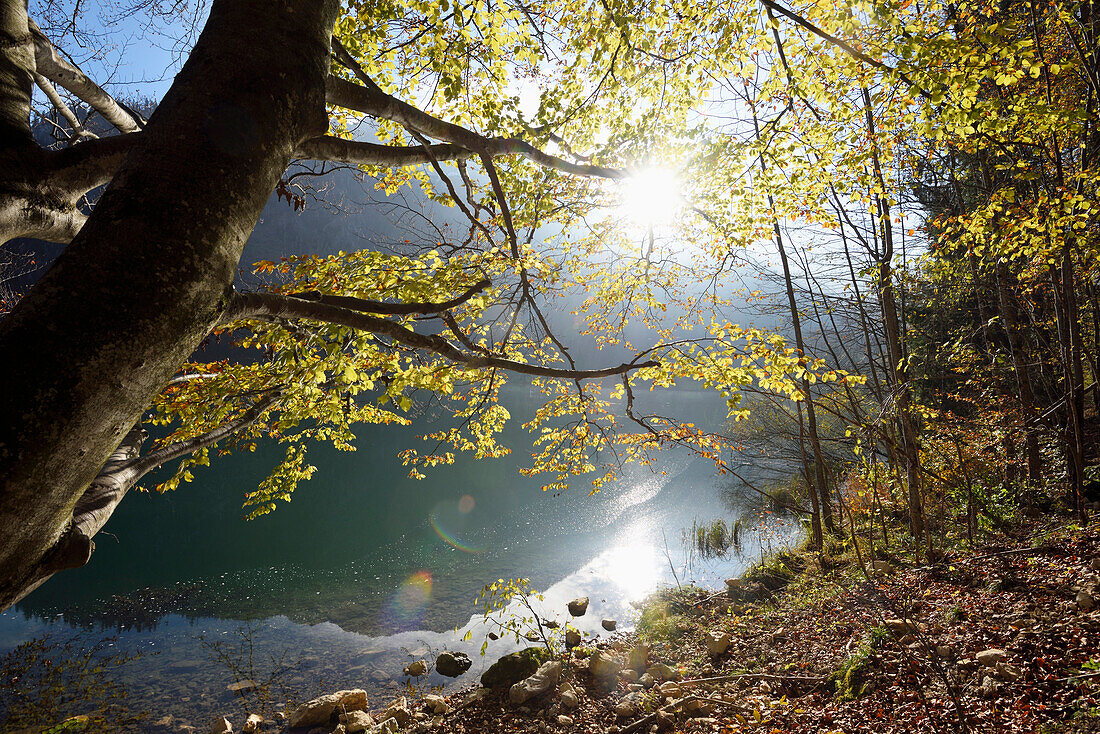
(381, 570, 433, 630)
(429, 512, 483, 554)
(458, 494, 475, 513)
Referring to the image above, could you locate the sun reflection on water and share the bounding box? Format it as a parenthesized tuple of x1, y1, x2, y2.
(596, 537, 661, 601)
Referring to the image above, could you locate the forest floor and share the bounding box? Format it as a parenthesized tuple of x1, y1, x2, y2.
(400, 516, 1100, 734)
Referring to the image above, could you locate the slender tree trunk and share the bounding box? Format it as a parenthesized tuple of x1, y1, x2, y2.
(0, 0, 339, 610)
(995, 262, 1043, 488)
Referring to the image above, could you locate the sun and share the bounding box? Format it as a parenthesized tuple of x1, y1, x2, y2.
(617, 166, 683, 229)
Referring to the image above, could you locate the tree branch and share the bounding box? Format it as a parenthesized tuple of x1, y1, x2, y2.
(221, 291, 658, 379)
(28, 18, 143, 134)
(288, 277, 491, 315)
(295, 135, 472, 165)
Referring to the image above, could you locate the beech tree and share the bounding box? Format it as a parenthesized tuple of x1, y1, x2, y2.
(2, 0, 844, 611)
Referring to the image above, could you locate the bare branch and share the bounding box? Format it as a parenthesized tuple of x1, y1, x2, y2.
(28, 18, 143, 134)
(296, 136, 472, 165)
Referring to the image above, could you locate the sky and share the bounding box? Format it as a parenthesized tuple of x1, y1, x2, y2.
(31, 0, 209, 103)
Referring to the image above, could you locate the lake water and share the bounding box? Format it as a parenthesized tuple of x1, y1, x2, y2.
(0, 377, 798, 731)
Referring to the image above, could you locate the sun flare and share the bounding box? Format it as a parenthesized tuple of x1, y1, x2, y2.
(617, 166, 683, 229)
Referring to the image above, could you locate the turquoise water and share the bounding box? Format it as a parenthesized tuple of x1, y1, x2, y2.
(0, 385, 798, 729)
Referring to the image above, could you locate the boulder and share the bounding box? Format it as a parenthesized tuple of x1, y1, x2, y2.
(602, 619, 617, 631)
(210, 718, 232, 734)
(590, 650, 623, 684)
(975, 649, 1007, 668)
(481, 648, 546, 688)
(403, 660, 428, 677)
(568, 597, 590, 616)
(435, 651, 472, 678)
(565, 629, 582, 648)
(647, 663, 677, 681)
(339, 710, 374, 734)
(382, 697, 411, 726)
(509, 660, 563, 705)
(423, 695, 449, 715)
(288, 689, 368, 729)
(705, 630, 731, 656)
(559, 685, 579, 709)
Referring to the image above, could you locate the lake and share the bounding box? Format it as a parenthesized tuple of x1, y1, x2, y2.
(0, 384, 797, 729)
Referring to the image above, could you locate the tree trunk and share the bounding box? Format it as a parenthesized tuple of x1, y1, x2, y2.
(0, 0, 338, 611)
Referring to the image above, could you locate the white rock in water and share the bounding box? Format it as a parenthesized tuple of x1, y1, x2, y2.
(242, 713, 263, 733)
(288, 689, 368, 729)
(509, 660, 563, 705)
(403, 660, 427, 677)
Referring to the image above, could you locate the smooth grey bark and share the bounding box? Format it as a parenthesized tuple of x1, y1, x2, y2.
(0, 0, 339, 610)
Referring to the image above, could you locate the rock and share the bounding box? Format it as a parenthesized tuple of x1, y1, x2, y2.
(655, 709, 675, 730)
(975, 649, 1007, 667)
(934, 645, 953, 659)
(557, 715, 574, 726)
(377, 717, 399, 734)
(627, 644, 649, 672)
(227, 680, 257, 694)
(647, 663, 677, 681)
(658, 681, 680, 697)
(423, 695, 449, 715)
(705, 630, 731, 656)
(620, 668, 640, 682)
(210, 718, 232, 734)
(639, 673, 655, 688)
(565, 629, 582, 648)
(560, 686, 579, 709)
(509, 660, 563, 705)
(1091, 558, 1100, 572)
(996, 661, 1022, 681)
(288, 689, 368, 729)
(339, 710, 374, 734)
(872, 560, 893, 575)
(436, 651, 472, 678)
(568, 597, 590, 616)
(613, 701, 635, 717)
(488, 632, 499, 640)
(884, 618, 920, 635)
(383, 697, 411, 726)
(684, 698, 715, 716)
(980, 675, 998, 698)
(242, 714, 263, 733)
(481, 648, 546, 688)
(602, 619, 617, 631)
(590, 650, 623, 683)
(403, 660, 428, 677)
(1077, 591, 1095, 611)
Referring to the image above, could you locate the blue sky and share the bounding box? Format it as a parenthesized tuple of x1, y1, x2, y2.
(31, 0, 210, 103)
